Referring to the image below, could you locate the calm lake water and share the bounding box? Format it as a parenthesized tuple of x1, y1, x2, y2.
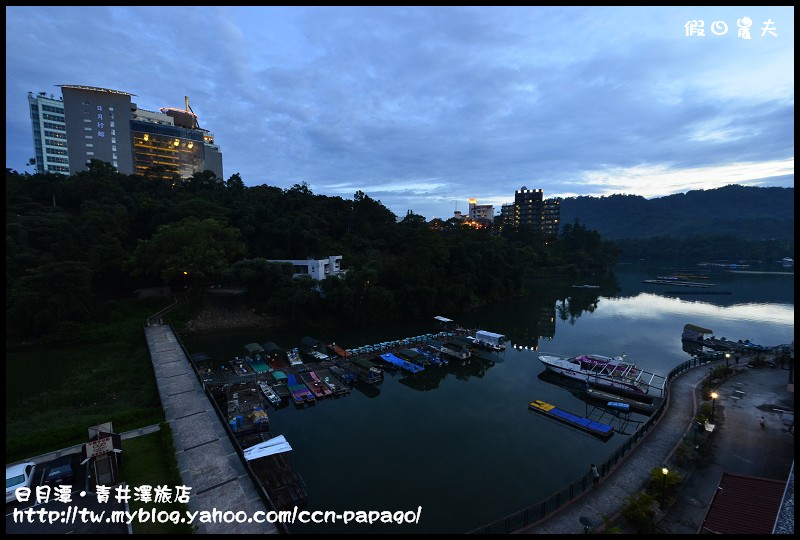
(180, 261, 794, 533)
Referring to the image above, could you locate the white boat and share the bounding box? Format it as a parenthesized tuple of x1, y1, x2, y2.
(257, 380, 282, 406)
(537, 353, 662, 396)
(473, 330, 507, 351)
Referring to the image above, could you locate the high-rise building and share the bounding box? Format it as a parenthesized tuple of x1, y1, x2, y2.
(27, 92, 70, 174)
(28, 85, 223, 179)
(498, 187, 561, 238)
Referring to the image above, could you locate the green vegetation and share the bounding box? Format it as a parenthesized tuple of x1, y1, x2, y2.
(621, 491, 657, 532)
(7, 165, 619, 342)
(119, 424, 194, 534)
(561, 185, 794, 241)
(5, 299, 167, 462)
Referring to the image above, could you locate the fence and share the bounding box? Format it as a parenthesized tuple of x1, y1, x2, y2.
(469, 356, 715, 534)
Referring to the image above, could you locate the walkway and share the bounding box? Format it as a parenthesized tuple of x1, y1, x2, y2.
(144, 323, 278, 534)
(516, 359, 794, 533)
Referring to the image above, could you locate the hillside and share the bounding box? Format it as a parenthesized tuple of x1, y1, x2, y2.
(559, 185, 794, 241)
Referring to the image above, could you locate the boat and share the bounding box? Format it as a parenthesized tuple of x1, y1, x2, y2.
(583, 386, 657, 414)
(342, 357, 383, 384)
(229, 356, 255, 376)
(300, 371, 334, 399)
(257, 380, 282, 406)
(262, 342, 290, 371)
(572, 284, 600, 289)
(300, 337, 331, 363)
(286, 347, 304, 367)
(528, 399, 614, 440)
(473, 330, 507, 351)
(537, 353, 667, 397)
(286, 374, 316, 406)
(223, 382, 269, 436)
(606, 401, 630, 412)
(641, 279, 713, 288)
(378, 352, 424, 374)
(329, 364, 357, 385)
(327, 342, 352, 360)
(314, 368, 350, 396)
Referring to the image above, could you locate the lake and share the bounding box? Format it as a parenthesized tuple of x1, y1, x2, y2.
(180, 261, 793, 533)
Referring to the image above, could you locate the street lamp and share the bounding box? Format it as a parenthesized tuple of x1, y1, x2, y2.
(710, 391, 718, 422)
(725, 352, 730, 368)
(661, 467, 669, 505)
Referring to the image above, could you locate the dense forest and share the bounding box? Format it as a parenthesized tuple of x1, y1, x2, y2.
(6, 163, 618, 342)
(559, 185, 794, 262)
(560, 185, 794, 241)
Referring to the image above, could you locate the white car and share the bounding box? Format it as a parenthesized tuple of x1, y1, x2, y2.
(6, 462, 36, 503)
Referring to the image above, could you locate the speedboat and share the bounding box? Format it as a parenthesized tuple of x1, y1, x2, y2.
(257, 380, 282, 406)
(537, 353, 650, 395)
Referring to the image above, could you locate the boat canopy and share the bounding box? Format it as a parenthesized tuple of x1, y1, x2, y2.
(300, 336, 323, 352)
(476, 330, 506, 345)
(434, 316, 454, 323)
(244, 343, 265, 354)
(263, 342, 282, 353)
(243, 435, 293, 461)
(272, 371, 288, 381)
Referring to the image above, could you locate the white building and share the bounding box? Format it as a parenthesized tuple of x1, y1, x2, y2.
(28, 91, 70, 174)
(268, 256, 345, 281)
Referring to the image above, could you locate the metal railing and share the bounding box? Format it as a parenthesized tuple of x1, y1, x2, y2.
(469, 357, 715, 534)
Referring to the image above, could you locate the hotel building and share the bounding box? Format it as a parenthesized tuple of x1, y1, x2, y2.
(27, 85, 222, 179)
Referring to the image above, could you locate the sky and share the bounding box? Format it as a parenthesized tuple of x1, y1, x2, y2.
(5, 6, 795, 220)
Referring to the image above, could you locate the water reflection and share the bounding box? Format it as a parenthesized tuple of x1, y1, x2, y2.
(178, 263, 793, 534)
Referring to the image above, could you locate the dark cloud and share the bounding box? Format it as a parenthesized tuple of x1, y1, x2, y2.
(6, 6, 793, 220)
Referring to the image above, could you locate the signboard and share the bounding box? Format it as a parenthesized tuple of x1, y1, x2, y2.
(88, 422, 113, 439)
(85, 436, 114, 458)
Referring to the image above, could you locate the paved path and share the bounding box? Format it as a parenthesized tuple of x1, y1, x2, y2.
(517, 359, 794, 534)
(144, 323, 279, 534)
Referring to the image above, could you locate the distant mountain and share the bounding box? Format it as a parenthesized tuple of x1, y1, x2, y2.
(559, 185, 794, 241)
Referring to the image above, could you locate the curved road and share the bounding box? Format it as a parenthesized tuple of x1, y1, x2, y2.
(517, 359, 794, 534)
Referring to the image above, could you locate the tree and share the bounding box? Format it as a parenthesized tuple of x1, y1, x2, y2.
(7, 261, 94, 337)
(127, 217, 246, 287)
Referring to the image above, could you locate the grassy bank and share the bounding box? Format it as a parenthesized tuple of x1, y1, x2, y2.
(5, 298, 172, 462)
(119, 424, 194, 534)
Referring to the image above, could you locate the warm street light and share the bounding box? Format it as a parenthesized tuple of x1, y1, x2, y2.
(661, 467, 669, 505)
(710, 391, 718, 422)
(725, 352, 730, 368)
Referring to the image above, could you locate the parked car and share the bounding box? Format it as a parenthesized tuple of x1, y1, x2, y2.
(42, 454, 79, 488)
(6, 462, 36, 503)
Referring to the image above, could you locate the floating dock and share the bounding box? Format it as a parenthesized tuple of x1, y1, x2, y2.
(529, 399, 614, 440)
(378, 352, 424, 373)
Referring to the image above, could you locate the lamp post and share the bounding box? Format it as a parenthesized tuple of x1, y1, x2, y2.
(661, 467, 669, 505)
(710, 391, 718, 422)
(725, 352, 730, 368)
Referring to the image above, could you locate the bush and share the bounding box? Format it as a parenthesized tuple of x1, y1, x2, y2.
(622, 491, 657, 532)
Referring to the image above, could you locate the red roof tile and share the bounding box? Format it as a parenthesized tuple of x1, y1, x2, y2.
(702, 473, 786, 534)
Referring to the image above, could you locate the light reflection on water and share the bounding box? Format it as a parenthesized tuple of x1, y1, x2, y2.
(602, 293, 794, 326)
(180, 266, 793, 533)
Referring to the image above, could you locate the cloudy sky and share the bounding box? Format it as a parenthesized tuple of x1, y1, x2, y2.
(5, 6, 794, 220)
